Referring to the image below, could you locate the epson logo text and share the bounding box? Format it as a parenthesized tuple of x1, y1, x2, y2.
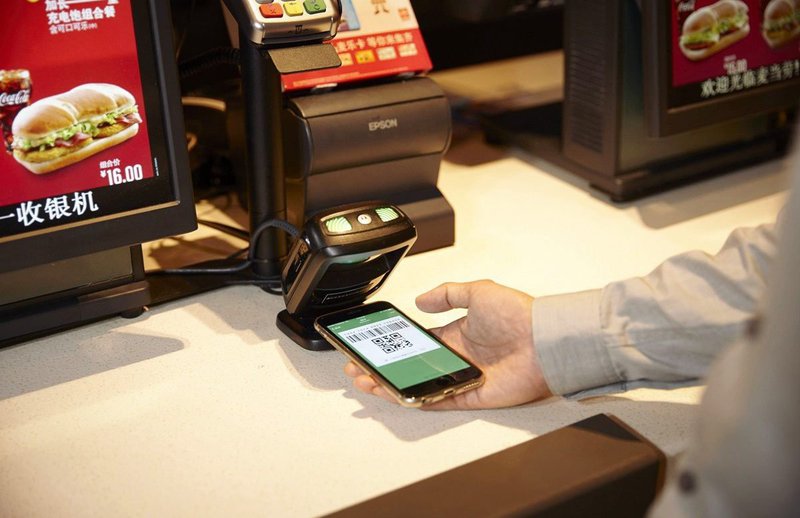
(368, 118, 399, 132)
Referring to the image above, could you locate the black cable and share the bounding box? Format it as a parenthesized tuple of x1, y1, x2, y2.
(149, 218, 300, 278)
(251, 217, 301, 242)
(225, 247, 249, 260)
(174, 0, 198, 59)
(226, 279, 283, 292)
(151, 259, 252, 276)
(197, 218, 249, 241)
(178, 47, 241, 80)
(262, 285, 283, 296)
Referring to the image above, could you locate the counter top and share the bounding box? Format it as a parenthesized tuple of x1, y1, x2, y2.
(0, 135, 789, 517)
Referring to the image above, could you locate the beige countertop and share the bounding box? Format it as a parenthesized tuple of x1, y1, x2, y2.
(0, 132, 790, 517)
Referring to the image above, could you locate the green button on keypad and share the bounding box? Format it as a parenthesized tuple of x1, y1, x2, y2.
(304, 0, 326, 14)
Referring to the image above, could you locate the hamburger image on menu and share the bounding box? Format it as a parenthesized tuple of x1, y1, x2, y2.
(680, 0, 751, 61)
(11, 83, 142, 175)
(762, 0, 800, 48)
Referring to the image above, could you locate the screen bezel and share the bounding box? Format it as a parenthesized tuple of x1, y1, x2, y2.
(642, 1, 800, 137)
(315, 301, 483, 403)
(0, 0, 195, 273)
(411, 0, 564, 70)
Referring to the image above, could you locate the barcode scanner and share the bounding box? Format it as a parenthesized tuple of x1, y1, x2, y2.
(277, 201, 417, 350)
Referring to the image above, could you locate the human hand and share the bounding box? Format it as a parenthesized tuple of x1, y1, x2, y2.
(344, 280, 553, 410)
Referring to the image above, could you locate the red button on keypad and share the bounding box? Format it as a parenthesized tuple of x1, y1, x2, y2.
(259, 3, 283, 17)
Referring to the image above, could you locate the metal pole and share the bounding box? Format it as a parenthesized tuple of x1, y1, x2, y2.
(239, 30, 287, 278)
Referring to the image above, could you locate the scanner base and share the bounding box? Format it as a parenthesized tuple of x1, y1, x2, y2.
(276, 309, 333, 351)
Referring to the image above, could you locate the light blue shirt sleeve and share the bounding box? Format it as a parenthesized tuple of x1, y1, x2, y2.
(648, 168, 800, 518)
(532, 223, 777, 397)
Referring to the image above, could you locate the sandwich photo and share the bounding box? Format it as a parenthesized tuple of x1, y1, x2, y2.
(11, 83, 142, 175)
(762, 0, 800, 48)
(712, 0, 750, 40)
(679, 0, 750, 61)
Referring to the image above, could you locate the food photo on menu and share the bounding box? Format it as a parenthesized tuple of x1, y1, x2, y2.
(10, 83, 142, 175)
(679, 0, 751, 61)
(762, 0, 800, 47)
(1, 0, 160, 237)
(677, 0, 800, 61)
(671, 0, 800, 106)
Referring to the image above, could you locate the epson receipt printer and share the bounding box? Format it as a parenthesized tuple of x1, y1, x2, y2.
(282, 76, 454, 254)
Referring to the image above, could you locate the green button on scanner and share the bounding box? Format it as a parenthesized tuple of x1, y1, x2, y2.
(324, 216, 352, 233)
(375, 207, 399, 222)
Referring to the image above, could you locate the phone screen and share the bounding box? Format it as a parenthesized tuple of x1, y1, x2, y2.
(322, 306, 471, 390)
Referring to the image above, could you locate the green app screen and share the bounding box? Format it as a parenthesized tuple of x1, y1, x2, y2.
(327, 307, 469, 389)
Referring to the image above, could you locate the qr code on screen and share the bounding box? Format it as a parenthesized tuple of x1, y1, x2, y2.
(372, 333, 412, 354)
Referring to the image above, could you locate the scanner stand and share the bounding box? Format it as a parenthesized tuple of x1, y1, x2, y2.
(276, 309, 332, 351)
(238, 37, 341, 279)
(147, 29, 343, 308)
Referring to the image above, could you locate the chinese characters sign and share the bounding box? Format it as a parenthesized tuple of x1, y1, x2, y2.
(3, 191, 99, 228)
(282, 0, 431, 91)
(671, 0, 800, 107)
(46, 0, 120, 35)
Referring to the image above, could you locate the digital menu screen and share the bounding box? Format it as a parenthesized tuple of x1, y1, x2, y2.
(0, 0, 175, 242)
(670, 0, 800, 109)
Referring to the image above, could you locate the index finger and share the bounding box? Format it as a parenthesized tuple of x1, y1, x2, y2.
(416, 282, 475, 313)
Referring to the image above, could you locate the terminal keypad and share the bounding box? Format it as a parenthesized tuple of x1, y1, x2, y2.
(228, 0, 339, 45)
(252, 0, 328, 20)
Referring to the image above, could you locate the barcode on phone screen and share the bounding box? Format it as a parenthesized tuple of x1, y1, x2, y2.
(343, 319, 409, 342)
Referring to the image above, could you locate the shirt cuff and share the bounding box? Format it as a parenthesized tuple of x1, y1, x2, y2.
(532, 289, 623, 396)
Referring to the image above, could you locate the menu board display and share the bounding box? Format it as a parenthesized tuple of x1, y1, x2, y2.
(0, 0, 175, 241)
(670, 0, 800, 108)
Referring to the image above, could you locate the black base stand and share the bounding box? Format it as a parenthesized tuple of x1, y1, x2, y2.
(276, 309, 333, 351)
(0, 281, 149, 348)
(481, 102, 790, 202)
(0, 246, 149, 348)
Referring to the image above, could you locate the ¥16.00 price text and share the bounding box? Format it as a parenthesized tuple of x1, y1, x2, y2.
(100, 163, 144, 186)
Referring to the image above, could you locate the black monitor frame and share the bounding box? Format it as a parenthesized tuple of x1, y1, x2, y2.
(642, 1, 800, 137)
(0, 0, 196, 274)
(410, 0, 564, 71)
(479, 0, 794, 202)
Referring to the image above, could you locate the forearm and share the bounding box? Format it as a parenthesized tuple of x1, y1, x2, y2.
(533, 223, 777, 396)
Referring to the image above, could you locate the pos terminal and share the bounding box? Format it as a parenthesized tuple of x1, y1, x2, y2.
(220, 1, 409, 347)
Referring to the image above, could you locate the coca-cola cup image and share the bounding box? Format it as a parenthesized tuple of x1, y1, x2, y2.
(0, 69, 32, 153)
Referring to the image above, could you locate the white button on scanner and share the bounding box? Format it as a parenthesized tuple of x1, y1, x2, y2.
(357, 214, 372, 225)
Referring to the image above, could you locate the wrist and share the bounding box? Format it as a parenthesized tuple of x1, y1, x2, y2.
(532, 290, 622, 395)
